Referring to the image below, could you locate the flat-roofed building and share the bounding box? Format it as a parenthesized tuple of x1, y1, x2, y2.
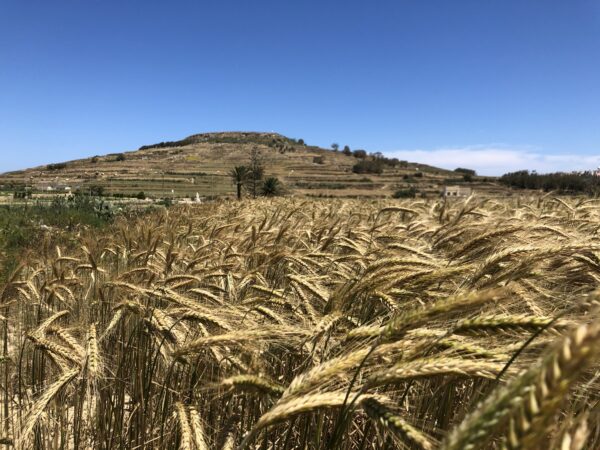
(443, 185, 472, 197)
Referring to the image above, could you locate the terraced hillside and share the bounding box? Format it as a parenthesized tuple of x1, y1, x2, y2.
(0, 132, 505, 200)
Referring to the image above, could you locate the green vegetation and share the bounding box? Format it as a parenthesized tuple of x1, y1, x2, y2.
(500, 170, 600, 194)
(352, 159, 384, 174)
(392, 186, 417, 198)
(227, 148, 286, 199)
(352, 149, 367, 159)
(404, 172, 424, 181)
(248, 147, 264, 198)
(13, 188, 32, 199)
(0, 195, 114, 282)
(46, 162, 68, 171)
(229, 165, 250, 200)
(454, 167, 477, 176)
(261, 177, 283, 196)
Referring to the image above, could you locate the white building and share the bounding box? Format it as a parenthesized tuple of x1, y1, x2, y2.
(443, 185, 472, 197)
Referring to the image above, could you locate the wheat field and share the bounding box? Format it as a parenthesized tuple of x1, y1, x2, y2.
(1, 196, 600, 449)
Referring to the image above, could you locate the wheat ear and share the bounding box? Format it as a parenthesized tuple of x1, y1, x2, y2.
(175, 402, 193, 450)
(361, 397, 434, 450)
(16, 368, 78, 448)
(443, 320, 600, 450)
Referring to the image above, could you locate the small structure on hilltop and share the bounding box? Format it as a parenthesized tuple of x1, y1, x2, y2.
(443, 185, 472, 197)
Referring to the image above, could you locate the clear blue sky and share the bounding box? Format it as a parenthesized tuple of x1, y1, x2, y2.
(1, 0, 599, 175)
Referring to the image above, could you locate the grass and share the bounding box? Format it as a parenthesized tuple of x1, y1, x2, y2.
(0, 195, 600, 448)
(0, 195, 114, 282)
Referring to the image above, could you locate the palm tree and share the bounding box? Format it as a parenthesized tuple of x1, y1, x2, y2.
(261, 177, 283, 197)
(229, 166, 250, 200)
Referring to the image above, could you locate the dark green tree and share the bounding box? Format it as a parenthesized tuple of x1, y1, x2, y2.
(248, 147, 264, 198)
(455, 167, 477, 176)
(261, 177, 283, 197)
(229, 166, 250, 200)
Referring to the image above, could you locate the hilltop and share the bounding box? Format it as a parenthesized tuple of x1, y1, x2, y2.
(0, 132, 504, 199)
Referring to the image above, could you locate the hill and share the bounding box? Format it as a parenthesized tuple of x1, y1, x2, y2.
(0, 131, 504, 200)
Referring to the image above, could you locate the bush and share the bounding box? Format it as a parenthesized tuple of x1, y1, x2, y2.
(13, 189, 32, 199)
(261, 177, 284, 197)
(342, 146, 352, 156)
(297, 139, 305, 145)
(91, 156, 99, 163)
(88, 185, 105, 197)
(136, 191, 146, 200)
(393, 187, 417, 198)
(47, 162, 68, 171)
(352, 160, 384, 175)
(455, 167, 476, 176)
(352, 149, 367, 159)
(463, 174, 473, 182)
(115, 153, 126, 162)
(313, 156, 325, 165)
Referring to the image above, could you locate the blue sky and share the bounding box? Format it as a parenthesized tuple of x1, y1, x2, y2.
(1, 0, 599, 175)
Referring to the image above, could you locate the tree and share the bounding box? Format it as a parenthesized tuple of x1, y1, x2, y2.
(499, 170, 600, 194)
(353, 149, 367, 159)
(331, 143, 339, 151)
(47, 163, 67, 171)
(261, 177, 283, 197)
(393, 187, 417, 198)
(89, 185, 105, 196)
(352, 160, 384, 174)
(248, 147, 264, 198)
(455, 167, 476, 176)
(229, 166, 250, 200)
(342, 145, 351, 155)
(298, 139, 305, 145)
